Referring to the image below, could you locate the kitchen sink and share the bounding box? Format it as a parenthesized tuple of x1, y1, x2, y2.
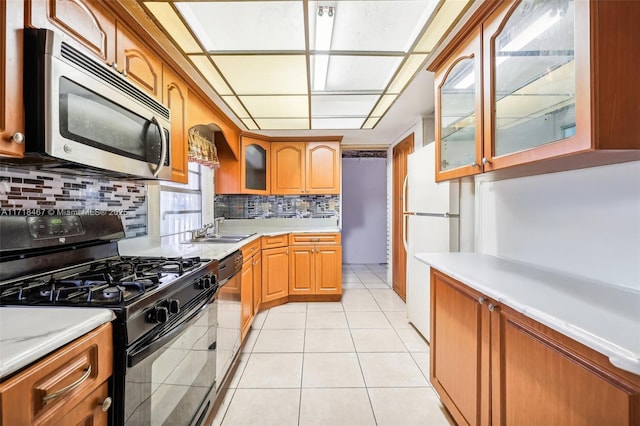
(189, 233, 256, 244)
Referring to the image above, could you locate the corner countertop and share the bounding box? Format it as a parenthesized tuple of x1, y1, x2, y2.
(0, 307, 115, 381)
(415, 252, 640, 376)
(118, 225, 341, 259)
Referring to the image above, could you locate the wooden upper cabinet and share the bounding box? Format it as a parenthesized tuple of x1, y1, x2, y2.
(116, 23, 162, 101)
(240, 137, 270, 195)
(164, 66, 188, 183)
(0, 1, 24, 157)
(306, 142, 340, 194)
(271, 142, 306, 194)
(26, 0, 116, 64)
(434, 28, 483, 182)
(431, 0, 640, 181)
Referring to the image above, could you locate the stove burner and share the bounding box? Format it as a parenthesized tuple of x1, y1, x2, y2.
(102, 286, 122, 299)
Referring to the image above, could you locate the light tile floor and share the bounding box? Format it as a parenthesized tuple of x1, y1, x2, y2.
(212, 264, 455, 426)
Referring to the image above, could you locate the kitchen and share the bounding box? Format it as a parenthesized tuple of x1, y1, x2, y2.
(1, 0, 639, 425)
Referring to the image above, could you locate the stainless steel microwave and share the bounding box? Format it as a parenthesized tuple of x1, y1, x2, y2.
(22, 29, 171, 180)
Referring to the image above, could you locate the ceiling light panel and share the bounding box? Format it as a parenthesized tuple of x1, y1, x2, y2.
(388, 54, 429, 94)
(144, 2, 202, 54)
(211, 55, 308, 95)
(415, 0, 472, 53)
(221, 96, 250, 118)
(371, 94, 398, 117)
(188, 56, 233, 95)
(312, 117, 367, 130)
(175, 1, 305, 51)
(310, 0, 439, 52)
(239, 95, 309, 118)
(362, 117, 381, 129)
(255, 118, 310, 130)
(311, 95, 379, 117)
(322, 55, 403, 92)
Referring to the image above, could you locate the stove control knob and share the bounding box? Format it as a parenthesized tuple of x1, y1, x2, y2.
(167, 299, 180, 314)
(198, 276, 212, 290)
(147, 306, 169, 323)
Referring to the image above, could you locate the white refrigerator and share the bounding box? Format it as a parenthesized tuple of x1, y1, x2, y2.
(404, 142, 460, 341)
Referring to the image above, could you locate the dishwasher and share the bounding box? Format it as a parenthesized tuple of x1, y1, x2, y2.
(214, 250, 243, 393)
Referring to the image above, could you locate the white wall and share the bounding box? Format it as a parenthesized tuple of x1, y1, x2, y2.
(477, 160, 640, 289)
(342, 157, 388, 264)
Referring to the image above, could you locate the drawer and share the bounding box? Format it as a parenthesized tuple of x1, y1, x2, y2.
(0, 323, 113, 426)
(241, 238, 261, 262)
(288, 233, 341, 245)
(261, 234, 288, 249)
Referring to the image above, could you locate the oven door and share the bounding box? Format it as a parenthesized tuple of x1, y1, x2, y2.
(124, 291, 217, 426)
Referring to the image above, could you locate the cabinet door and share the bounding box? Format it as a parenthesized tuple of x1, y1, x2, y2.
(240, 259, 253, 340)
(253, 254, 262, 314)
(315, 245, 342, 295)
(54, 381, 110, 426)
(164, 67, 189, 183)
(430, 269, 490, 426)
(434, 28, 483, 182)
(482, 0, 583, 172)
(26, 0, 116, 64)
(261, 247, 288, 303)
(0, 1, 24, 157)
(240, 137, 270, 194)
(306, 142, 341, 194)
(116, 23, 162, 101)
(289, 246, 314, 295)
(271, 142, 306, 194)
(490, 304, 640, 426)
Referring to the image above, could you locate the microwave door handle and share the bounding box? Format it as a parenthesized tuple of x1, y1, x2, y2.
(151, 115, 167, 178)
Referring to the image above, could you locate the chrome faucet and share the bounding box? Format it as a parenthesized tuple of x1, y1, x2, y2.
(190, 223, 213, 240)
(213, 217, 225, 237)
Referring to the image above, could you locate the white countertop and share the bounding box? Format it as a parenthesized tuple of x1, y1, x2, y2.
(0, 307, 115, 380)
(415, 252, 640, 376)
(118, 226, 341, 259)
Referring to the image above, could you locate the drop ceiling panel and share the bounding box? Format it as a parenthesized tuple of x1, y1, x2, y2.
(255, 118, 310, 130)
(211, 55, 308, 95)
(311, 94, 379, 117)
(324, 55, 403, 92)
(312, 117, 367, 130)
(317, 0, 439, 52)
(176, 1, 305, 51)
(189, 56, 233, 95)
(388, 54, 429, 94)
(240, 95, 309, 118)
(221, 96, 250, 118)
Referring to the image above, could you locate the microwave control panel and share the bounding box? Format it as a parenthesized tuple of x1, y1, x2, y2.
(27, 215, 85, 239)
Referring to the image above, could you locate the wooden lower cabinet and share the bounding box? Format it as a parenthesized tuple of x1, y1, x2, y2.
(430, 269, 640, 426)
(261, 245, 288, 304)
(252, 254, 262, 314)
(240, 258, 253, 340)
(0, 323, 113, 426)
(289, 245, 342, 295)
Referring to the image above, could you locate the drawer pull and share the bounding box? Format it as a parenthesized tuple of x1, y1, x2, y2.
(101, 396, 113, 412)
(42, 365, 92, 402)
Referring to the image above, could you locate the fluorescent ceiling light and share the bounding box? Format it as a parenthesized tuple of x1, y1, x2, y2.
(313, 5, 335, 91)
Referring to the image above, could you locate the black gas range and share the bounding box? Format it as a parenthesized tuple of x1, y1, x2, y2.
(0, 214, 225, 425)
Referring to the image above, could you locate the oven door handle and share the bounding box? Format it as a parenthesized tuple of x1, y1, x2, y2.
(128, 290, 216, 367)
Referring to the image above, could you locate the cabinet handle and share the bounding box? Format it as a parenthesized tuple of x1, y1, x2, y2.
(101, 396, 113, 412)
(471, 161, 480, 168)
(120, 69, 127, 77)
(478, 296, 485, 304)
(110, 62, 118, 70)
(488, 303, 496, 312)
(482, 157, 491, 166)
(11, 132, 24, 144)
(42, 365, 92, 402)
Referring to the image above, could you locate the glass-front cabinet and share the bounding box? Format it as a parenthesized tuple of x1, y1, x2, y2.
(240, 137, 270, 194)
(432, 0, 640, 181)
(482, 0, 581, 172)
(435, 28, 483, 181)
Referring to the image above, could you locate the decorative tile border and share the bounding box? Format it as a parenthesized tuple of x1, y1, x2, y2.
(214, 194, 340, 220)
(0, 166, 148, 237)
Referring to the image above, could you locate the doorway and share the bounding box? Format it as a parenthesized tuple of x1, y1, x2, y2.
(392, 134, 414, 301)
(341, 150, 387, 264)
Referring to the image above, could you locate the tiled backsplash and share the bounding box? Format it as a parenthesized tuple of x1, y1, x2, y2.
(214, 194, 340, 220)
(0, 167, 148, 237)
